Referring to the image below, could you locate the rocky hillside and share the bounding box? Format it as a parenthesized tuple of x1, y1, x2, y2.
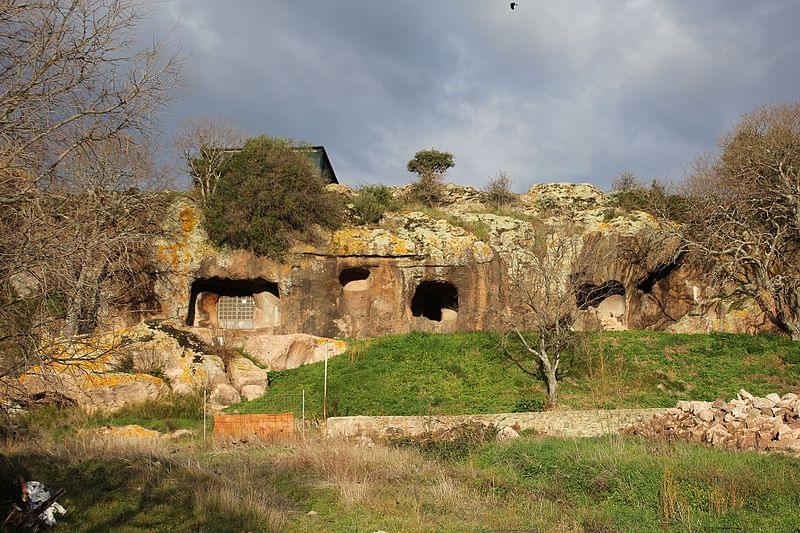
(6, 182, 778, 416)
(8, 321, 343, 414)
(153, 181, 770, 342)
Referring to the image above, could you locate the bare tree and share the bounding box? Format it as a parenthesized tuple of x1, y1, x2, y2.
(611, 171, 638, 192)
(500, 223, 599, 406)
(0, 0, 182, 194)
(0, 0, 182, 411)
(680, 103, 800, 340)
(172, 116, 248, 201)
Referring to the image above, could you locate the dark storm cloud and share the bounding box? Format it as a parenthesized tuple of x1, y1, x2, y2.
(147, 0, 800, 190)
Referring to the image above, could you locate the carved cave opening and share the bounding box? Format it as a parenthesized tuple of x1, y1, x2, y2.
(637, 259, 682, 293)
(411, 280, 459, 322)
(576, 280, 625, 312)
(339, 267, 371, 291)
(187, 277, 280, 329)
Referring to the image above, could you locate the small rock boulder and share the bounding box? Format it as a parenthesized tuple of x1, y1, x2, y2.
(209, 383, 241, 406)
(497, 426, 521, 441)
(227, 357, 269, 391)
(766, 393, 782, 404)
(354, 435, 374, 447)
(240, 384, 266, 401)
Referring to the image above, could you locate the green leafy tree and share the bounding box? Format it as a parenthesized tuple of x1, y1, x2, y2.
(406, 149, 455, 177)
(202, 136, 344, 258)
(406, 149, 454, 206)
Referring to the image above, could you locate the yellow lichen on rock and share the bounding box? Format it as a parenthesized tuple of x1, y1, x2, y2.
(330, 226, 416, 256)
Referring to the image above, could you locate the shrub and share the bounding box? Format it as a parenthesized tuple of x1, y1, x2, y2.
(389, 421, 499, 461)
(609, 178, 690, 221)
(513, 397, 545, 413)
(611, 171, 638, 192)
(484, 171, 516, 208)
(111, 352, 135, 373)
(406, 175, 442, 207)
(351, 184, 400, 224)
(202, 136, 345, 258)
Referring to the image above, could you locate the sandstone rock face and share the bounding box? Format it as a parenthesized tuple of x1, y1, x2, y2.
(15, 330, 172, 414)
(122, 322, 229, 395)
(12, 322, 243, 413)
(625, 390, 800, 453)
(210, 383, 241, 406)
(240, 384, 266, 401)
(148, 185, 775, 340)
(521, 182, 606, 214)
(497, 426, 521, 441)
(240, 334, 348, 371)
(227, 357, 269, 391)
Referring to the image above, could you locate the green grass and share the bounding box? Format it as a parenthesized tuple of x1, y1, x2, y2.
(2, 451, 297, 532)
(470, 435, 800, 531)
(7, 435, 800, 531)
(10, 393, 208, 439)
(87, 392, 206, 432)
(229, 330, 800, 417)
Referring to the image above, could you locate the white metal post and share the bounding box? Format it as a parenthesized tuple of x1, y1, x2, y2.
(323, 342, 328, 436)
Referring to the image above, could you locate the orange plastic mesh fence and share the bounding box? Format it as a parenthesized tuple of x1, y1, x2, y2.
(213, 412, 295, 440)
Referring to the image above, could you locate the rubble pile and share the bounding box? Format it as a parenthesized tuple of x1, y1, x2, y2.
(625, 390, 800, 452)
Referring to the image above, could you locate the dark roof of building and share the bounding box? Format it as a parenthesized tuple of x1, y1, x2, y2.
(212, 144, 339, 184)
(295, 146, 338, 184)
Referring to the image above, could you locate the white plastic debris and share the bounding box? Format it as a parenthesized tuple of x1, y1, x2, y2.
(26, 481, 66, 526)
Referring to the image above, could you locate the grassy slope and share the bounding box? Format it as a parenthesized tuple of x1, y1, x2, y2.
(469, 436, 800, 532)
(15, 393, 209, 439)
(6, 435, 800, 531)
(230, 330, 800, 417)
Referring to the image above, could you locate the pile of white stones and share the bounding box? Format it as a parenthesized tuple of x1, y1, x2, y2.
(625, 390, 800, 453)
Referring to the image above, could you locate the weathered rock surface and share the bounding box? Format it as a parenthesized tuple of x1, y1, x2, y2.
(497, 425, 521, 441)
(227, 357, 269, 391)
(241, 334, 348, 371)
(12, 322, 245, 413)
(625, 390, 800, 453)
(80, 424, 197, 442)
(147, 183, 775, 342)
(209, 383, 241, 405)
(240, 384, 266, 401)
(14, 330, 171, 414)
(327, 409, 666, 441)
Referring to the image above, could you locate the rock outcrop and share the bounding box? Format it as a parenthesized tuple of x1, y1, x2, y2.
(149, 183, 770, 341)
(624, 391, 800, 453)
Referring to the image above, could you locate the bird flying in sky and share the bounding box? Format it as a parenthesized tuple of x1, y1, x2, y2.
(510, 2, 518, 10)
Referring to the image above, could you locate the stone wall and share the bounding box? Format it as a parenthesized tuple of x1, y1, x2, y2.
(326, 408, 668, 440)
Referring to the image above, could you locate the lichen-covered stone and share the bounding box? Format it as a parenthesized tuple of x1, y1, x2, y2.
(146, 182, 775, 341)
(227, 357, 268, 391)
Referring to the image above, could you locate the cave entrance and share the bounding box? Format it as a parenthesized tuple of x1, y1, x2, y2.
(576, 280, 625, 310)
(187, 278, 280, 329)
(411, 281, 459, 322)
(339, 267, 371, 292)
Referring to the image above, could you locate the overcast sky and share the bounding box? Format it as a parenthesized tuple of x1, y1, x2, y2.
(146, 1, 800, 191)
